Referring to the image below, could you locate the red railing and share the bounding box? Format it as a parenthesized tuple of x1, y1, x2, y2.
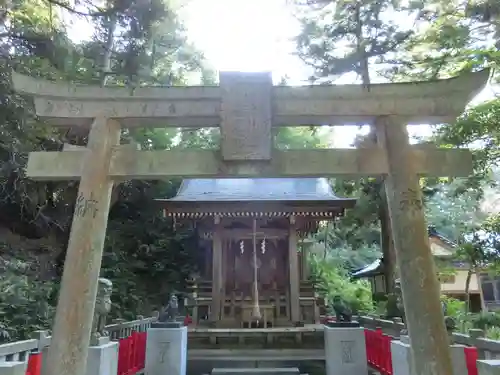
(21, 332, 147, 375)
(364, 328, 393, 375)
(464, 346, 479, 375)
(364, 328, 481, 375)
(16, 325, 483, 375)
(26, 352, 42, 375)
(117, 331, 147, 375)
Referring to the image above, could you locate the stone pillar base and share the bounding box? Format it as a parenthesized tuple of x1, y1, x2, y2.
(0, 362, 28, 375)
(145, 326, 187, 375)
(86, 341, 119, 375)
(324, 325, 368, 375)
(477, 359, 500, 375)
(211, 368, 300, 375)
(391, 340, 467, 375)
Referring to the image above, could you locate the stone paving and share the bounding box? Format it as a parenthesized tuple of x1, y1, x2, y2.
(210, 368, 303, 375)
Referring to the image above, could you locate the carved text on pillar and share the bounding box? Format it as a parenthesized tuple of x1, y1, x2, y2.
(74, 193, 99, 218)
(399, 188, 423, 212)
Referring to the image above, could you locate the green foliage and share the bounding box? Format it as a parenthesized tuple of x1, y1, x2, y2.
(381, 0, 500, 81)
(274, 127, 328, 149)
(312, 178, 382, 271)
(293, 0, 500, 332)
(486, 326, 500, 340)
(426, 180, 500, 311)
(0, 0, 214, 340)
(424, 180, 485, 241)
(425, 180, 500, 265)
(437, 99, 500, 179)
(471, 311, 500, 330)
(440, 297, 500, 339)
(101, 180, 198, 319)
(295, 0, 412, 83)
(441, 295, 466, 318)
(310, 255, 373, 314)
(0, 261, 56, 342)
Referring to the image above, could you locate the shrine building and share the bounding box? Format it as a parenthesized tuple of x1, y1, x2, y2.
(156, 177, 356, 328)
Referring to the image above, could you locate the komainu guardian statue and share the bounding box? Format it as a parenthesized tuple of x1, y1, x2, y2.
(152, 292, 182, 328)
(393, 279, 408, 335)
(394, 279, 405, 320)
(393, 278, 455, 337)
(90, 278, 113, 345)
(332, 295, 352, 322)
(159, 293, 179, 322)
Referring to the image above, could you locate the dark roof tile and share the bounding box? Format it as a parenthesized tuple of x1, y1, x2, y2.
(167, 178, 348, 202)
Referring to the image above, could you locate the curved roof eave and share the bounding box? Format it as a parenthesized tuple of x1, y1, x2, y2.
(159, 177, 356, 204)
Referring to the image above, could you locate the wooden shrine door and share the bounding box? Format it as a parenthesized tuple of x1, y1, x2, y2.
(226, 238, 287, 299)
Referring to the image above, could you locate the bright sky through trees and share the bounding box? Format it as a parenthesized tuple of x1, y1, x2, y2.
(67, 0, 497, 147)
(180, 0, 305, 80)
(180, 0, 432, 145)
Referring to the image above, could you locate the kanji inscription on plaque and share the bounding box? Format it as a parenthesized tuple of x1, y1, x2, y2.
(340, 340, 355, 364)
(219, 72, 272, 161)
(158, 341, 170, 363)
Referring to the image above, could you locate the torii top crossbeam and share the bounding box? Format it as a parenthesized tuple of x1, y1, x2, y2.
(12, 70, 487, 128)
(12, 70, 490, 181)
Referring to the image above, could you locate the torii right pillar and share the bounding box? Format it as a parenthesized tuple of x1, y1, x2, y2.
(375, 116, 453, 375)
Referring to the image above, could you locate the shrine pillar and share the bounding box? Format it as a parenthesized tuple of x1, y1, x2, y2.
(45, 118, 121, 375)
(211, 216, 223, 325)
(300, 241, 310, 281)
(375, 117, 453, 375)
(288, 215, 300, 324)
(380, 195, 398, 293)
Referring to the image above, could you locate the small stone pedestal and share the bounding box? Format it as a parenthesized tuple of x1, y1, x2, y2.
(324, 322, 367, 375)
(86, 337, 119, 375)
(391, 340, 468, 375)
(0, 362, 27, 375)
(212, 368, 301, 375)
(145, 322, 187, 375)
(477, 360, 500, 375)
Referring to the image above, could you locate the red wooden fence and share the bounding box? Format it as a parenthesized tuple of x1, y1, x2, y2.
(26, 352, 42, 375)
(21, 331, 148, 375)
(16, 327, 482, 375)
(364, 328, 481, 375)
(464, 346, 479, 375)
(365, 328, 393, 375)
(117, 331, 147, 375)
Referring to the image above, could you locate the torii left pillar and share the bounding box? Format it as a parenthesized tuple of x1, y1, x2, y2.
(45, 118, 121, 375)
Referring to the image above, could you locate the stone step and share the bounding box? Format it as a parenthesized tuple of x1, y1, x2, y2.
(211, 368, 301, 375)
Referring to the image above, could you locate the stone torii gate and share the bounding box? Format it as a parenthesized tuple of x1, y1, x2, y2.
(12, 70, 489, 375)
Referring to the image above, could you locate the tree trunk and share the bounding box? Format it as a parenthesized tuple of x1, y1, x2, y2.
(353, 1, 397, 296)
(0, 0, 12, 57)
(465, 268, 473, 313)
(100, 12, 121, 207)
(380, 196, 397, 293)
(100, 13, 116, 87)
(354, 2, 371, 88)
(323, 222, 329, 260)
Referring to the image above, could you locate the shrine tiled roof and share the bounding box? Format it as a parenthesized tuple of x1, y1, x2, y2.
(166, 178, 351, 202)
(351, 227, 457, 278)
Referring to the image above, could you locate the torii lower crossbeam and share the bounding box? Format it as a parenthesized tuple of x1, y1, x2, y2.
(26, 147, 472, 180)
